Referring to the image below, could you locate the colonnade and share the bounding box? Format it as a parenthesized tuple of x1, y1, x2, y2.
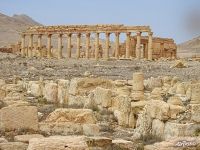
(20, 25, 153, 60)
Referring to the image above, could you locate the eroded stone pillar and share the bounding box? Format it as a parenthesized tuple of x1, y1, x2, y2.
(148, 32, 153, 60)
(115, 32, 120, 59)
(86, 33, 90, 59)
(28, 34, 33, 58)
(47, 34, 52, 58)
(95, 32, 100, 60)
(132, 72, 144, 101)
(67, 33, 72, 58)
(58, 34, 63, 59)
(136, 32, 141, 59)
(126, 32, 131, 58)
(21, 34, 25, 57)
(76, 33, 81, 59)
(105, 32, 110, 60)
(37, 34, 42, 58)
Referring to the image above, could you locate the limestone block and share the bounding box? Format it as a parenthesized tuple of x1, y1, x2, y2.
(190, 104, 200, 123)
(112, 139, 138, 150)
(0, 142, 28, 150)
(169, 104, 185, 119)
(86, 136, 112, 149)
(0, 138, 8, 143)
(0, 106, 38, 131)
(130, 91, 144, 101)
(115, 86, 131, 96)
(146, 100, 170, 120)
(2, 84, 23, 93)
(68, 95, 86, 108)
(114, 110, 129, 127)
(128, 111, 136, 128)
(152, 119, 165, 138)
(0, 89, 6, 99)
(57, 79, 70, 105)
(111, 95, 131, 113)
(39, 122, 83, 135)
(83, 124, 100, 136)
(176, 83, 185, 95)
(93, 87, 112, 108)
(131, 101, 147, 114)
(27, 136, 87, 150)
(163, 122, 200, 140)
(14, 134, 44, 143)
(167, 96, 184, 106)
(44, 82, 58, 103)
(28, 81, 43, 97)
(0, 79, 5, 87)
(132, 72, 144, 91)
(144, 77, 162, 91)
(170, 60, 188, 68)
(45, 108, 96, 124)
(162, 76, 172, 85)
(190, 83, 200, 104)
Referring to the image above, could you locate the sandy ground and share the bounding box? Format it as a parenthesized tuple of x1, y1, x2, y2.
(0, 52, 200, 81)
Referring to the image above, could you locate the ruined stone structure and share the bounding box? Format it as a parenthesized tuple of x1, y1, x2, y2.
(20, 24, 155, 60)
(120, 36, 177, 59)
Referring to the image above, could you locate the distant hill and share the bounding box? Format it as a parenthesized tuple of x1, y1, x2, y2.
(0, 12, 41, 47)
(177, 36, 200, 58)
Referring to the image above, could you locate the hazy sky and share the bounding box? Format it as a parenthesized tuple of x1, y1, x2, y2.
(1, 0, 200, 43)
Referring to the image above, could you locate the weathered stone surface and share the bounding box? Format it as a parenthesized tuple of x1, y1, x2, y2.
(190, 83, 200, 104)
(132, 72, 144, 91)
(114, 110, 129, 127)
(0, 106, 38, 131)
(131, 101, 147, 114)
(176, 83, 185, 95)
(0, 138, 8, 143)
(170, 60, 188, 68)
(14, 134, 44, 143)
(45, 108, 96, 124)
(146, 100, 169, 120)
(0, 89, 6, 99)
(57, 79, 70, 105)
(83, 124, 100, 136)
(93, 87, 112, 108)
(163, 122, 200, 140)
(112, 139, 142, 150)
(169, 104, 185, 119)
(86, 136, 112, 149)
(190, 104, 200, 123)
(167, 96, 184, 106)
(144, 77, 162, 91)
(152, 119, 165, 138)
(68, 95, 86, 108)
(27, 136, 87, 150)
(111, 95, 131, 113)
(28, 81, 43, 97)
(44, 82, 58, 103)
(0, 142, 28, 150)
(144, 137, 200, 150)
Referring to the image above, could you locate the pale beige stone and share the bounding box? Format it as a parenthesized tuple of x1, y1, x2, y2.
(0, 142, 28, 150)
(0, 106, 38, 131)
(28, 81, 43, 97)
(86, 136, 112, 149)
(190, 104, 200, 123)
(176, 83, 185, 95)
(152, 119, 165, 138)
(44, 82, 58, 103)
(111, 95, 131, 113)
(27, 136, 87, 150)
(169, 104, 185, 119)
(114, 110, 129, 127)
(190, 83, 200, 104)
(167, 96, 184, 106)
(14, 134, 44, 143)
(57, 79, 70, 105)
(132, 72, 144, 91)
(83, 124, 100, 136)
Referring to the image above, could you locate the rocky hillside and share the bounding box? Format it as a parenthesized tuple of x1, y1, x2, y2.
(177, 36, 200, 58)
(0, 12, 41, 47)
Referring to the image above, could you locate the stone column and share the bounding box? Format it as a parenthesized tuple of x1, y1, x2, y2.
(95, 32, 100, 60)
(132, 72, 144, 101)
(57, 34, 63, 59)
(37, 34, 42, 57)
(126, 32, 131, 58)
(67, 33, 72, 58)
(21, 34, 25, 57)
(47, 34, 52, 58)
(105, 32, 110, 60)
(76, 33, 81, 59)
(86, 33, 90, 59)
(28, 34, 33, 58)
(148, 32, 153, 60)
(115, 32, 120, 59)
(136, 32, 141, 59)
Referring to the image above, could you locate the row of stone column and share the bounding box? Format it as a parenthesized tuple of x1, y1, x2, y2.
(21, 32, 153, 60)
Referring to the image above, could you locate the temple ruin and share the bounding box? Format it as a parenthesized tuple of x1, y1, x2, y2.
(19, 24, 177, 60)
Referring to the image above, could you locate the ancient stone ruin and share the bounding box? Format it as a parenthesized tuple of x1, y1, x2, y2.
(19, 24, 177, 60)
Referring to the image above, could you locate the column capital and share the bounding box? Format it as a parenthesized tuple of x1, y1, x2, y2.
(95, 32, 100, 36)
(105, 32, 111, 36)
(126, 32, 131, 36)
(38, 34, 42, 38)
(86, 32, 91, 37)
(47, 34, 52, 37)
(148, 32, 153, 36)
(115, 32, 120, 36)
(77, 33, 81, 37)
(58, 34, 63, 37)
(136, 31, 142, 36)
(67, 33, 72, 37)
(21, 34, 25, 38)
